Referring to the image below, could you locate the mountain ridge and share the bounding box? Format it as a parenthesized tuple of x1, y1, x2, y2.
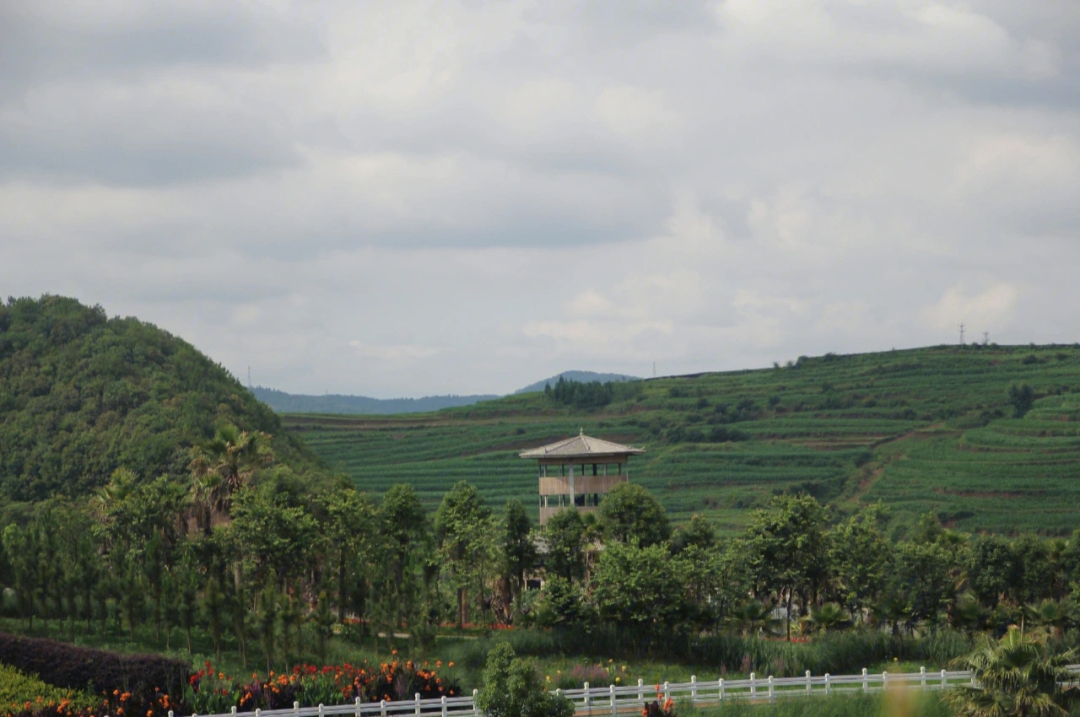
(254, 370, 642, 414)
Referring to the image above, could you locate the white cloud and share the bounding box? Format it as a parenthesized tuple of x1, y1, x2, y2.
(922, 284, 1021, 334)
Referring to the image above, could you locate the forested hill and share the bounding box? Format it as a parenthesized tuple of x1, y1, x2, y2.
(0, 295, 326, 503)
(514, 370, 640, 395)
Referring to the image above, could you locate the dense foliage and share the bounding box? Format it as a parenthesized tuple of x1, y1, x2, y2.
(0, 296, 327, 503)
(946, 628, 1077, 717)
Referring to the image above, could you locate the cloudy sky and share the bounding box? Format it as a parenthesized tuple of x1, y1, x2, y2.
(2, 1, 1078, 397)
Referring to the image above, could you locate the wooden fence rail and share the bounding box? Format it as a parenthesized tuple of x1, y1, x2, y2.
(178, 666, 1080, 717)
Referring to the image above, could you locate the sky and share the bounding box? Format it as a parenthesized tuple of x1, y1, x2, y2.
(2, 1, 1079, 398)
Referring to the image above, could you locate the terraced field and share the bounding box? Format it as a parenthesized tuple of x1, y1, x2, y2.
(283, 344, 1080, 535)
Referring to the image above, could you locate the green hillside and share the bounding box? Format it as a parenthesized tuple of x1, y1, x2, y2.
(0, 295, 327, 505)
(284, 344, 1080, 536)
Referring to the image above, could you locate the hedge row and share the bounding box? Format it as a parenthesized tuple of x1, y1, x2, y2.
(0, 632, 190, 703)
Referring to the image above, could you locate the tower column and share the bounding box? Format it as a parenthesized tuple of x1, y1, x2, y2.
(568, 462, 575, 509)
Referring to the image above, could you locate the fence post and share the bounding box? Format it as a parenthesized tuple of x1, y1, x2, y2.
(806, 670, 811, 695)
(473, 688, 479, 717)
(380, 699, 387, 717)
(638, 679, 644, 708)
(824, 674, 830, 696)
(941, 669, 947, 690)
(319, 704, 325, 717)
(441, 695, 448, 717)
(256, 709, 261, 717)
(610, 684, 616, 717)
(691, 676, 697, 703)
(169, 712, 174, 717)
(768, 676, 774, 703)
(862, 668, 868, 692)
(719, 678, 724, 703)
(294, 703, 299, 717)
(920, 667, 926, 691)
(233, 709, 238, 717)
(355, 697, 362, 717)
(883, 672, 888, 691)
(584, 681, 590, 714)
(663, 682, 670, 704)
(750, 673, 756, 699)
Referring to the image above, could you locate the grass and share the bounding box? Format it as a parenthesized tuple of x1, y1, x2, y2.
(682, 691, 952, 717)
(283, 344, 1080, 535)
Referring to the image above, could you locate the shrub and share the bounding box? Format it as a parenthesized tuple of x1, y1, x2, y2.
(476, 644, 572, 717)
(0, 633, 190, 708)
(0, 663, 96, 714)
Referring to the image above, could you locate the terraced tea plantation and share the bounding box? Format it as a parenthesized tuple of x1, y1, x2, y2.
(283, 344, 1080, 535)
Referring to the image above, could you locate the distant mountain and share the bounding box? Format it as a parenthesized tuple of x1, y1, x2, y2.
(514, 370, 641, 395)
(251, 387, 499, 415)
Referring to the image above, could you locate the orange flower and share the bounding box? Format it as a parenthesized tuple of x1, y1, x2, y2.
(448, 662, 454, 668)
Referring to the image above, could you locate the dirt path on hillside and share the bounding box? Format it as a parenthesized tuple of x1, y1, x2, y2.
(845, 425, 944, 504)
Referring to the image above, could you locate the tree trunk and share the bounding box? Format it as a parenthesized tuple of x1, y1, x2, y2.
(785, 590, 793, 642)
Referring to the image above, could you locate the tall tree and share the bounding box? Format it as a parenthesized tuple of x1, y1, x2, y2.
(544, 509, 587, 583)
(829, 504, 890, 618)
(598, 483, 671, 547)
(500, 499, 537, 620)
(435, 481, 493, 628)
(744, 494, 830, 640)
(319, 486, 377, 625)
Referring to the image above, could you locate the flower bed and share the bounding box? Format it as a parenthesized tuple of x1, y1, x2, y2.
(185, 660, 462, 715)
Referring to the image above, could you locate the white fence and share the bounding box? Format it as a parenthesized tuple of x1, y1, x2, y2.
(180, 665, 1015, 717)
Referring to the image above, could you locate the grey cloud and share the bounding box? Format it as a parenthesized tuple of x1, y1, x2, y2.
(0, 3, 322, 95)
(0, 1, 1078, 396)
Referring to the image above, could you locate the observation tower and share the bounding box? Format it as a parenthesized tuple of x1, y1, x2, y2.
(519, 429, 645, 525)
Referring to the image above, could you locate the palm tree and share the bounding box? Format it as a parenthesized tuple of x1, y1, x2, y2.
(1025, 600, 1072, 640)
(947, 627, 1077, 717)
(189, 424, 273, 530)
(807, 602, 849, 633)
(951, 593, 987, 636)
(730, 600, 776, 637)
(874, 594, 911, 638)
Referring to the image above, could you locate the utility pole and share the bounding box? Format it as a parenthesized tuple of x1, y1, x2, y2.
(958, 322, 965, 346)
(247, 365, 251, 389)
(983, 331, 990, 346)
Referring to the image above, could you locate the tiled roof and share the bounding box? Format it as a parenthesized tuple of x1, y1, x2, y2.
(519, 429, 645, 458)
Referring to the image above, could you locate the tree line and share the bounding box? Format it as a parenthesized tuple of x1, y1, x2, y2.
(4, 423, 1080, 673)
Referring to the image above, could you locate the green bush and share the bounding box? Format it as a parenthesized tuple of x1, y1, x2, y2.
(476, 644, 573, 717)
(0, 662, 95, 713)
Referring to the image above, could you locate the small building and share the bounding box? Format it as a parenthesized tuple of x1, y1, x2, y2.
(520, 429, 645, 525)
